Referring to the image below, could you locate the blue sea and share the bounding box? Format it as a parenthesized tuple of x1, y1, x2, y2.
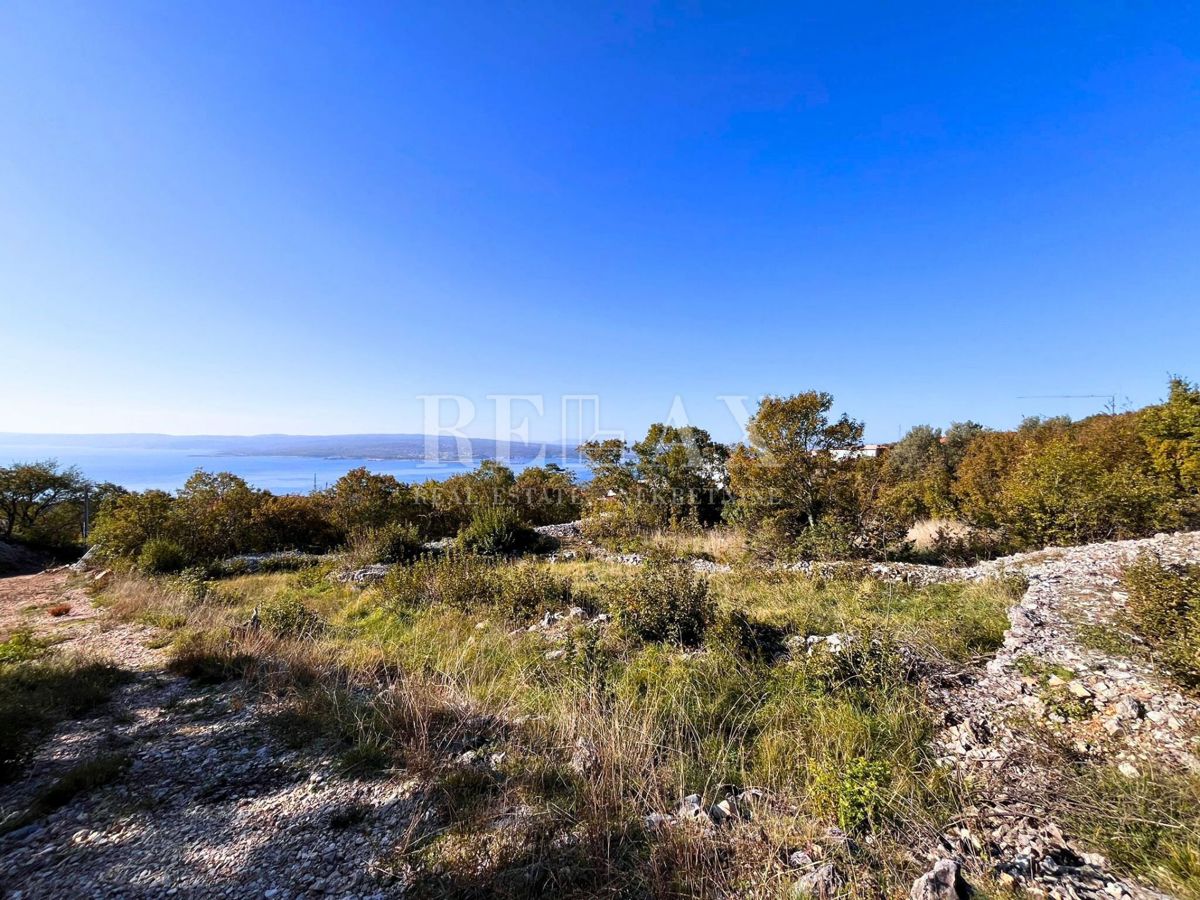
(0, 443, 589, 494)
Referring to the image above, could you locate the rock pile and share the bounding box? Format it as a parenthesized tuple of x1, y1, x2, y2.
(929, 530, 1200, 899)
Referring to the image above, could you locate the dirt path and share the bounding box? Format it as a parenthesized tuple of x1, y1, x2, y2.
(0, 571, 424, 900)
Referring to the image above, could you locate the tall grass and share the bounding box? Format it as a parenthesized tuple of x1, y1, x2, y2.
(89, 557, 1019, 896)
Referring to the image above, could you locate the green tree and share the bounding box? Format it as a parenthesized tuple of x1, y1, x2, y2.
(1140, 377, 1200, 508)
(725, 392, 864, 546)
(0, 460, 89, 541)
(173, 471, 266, 561)
(953, 430, 1023, 529)
(512, 463, 582, 526)
(418, 460, 519, 535)
(581, 425, 728, 531)
(630, 424, 728, 526)
(90, 489, 177, 559)
(327, 467, 424, 533)
(253, 493, 342, 552)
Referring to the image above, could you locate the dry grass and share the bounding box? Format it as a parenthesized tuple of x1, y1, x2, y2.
(84, 559, 1026, 897)
(643, 527, 748, 565)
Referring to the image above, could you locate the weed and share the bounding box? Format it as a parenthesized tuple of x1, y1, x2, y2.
(834, 756, 891, 833)
(0, 629, 48, 663)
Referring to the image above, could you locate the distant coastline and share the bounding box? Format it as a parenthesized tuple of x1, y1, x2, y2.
(0, 434, 587, 493)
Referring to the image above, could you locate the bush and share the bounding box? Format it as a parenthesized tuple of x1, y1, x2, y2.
(381, 554, 499, 611)
(457, 506, 537, 556)
(260, 592, 325, 638)
(1124, 554, 1200, 685)
(137, 537, 187, 574)
(612, 553, 713, 645)
(834, 756, 890, 833)
(498, 563, 574, 621)
(346, 522, 425, 566)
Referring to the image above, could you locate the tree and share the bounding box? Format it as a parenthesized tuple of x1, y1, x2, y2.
(253, 493, 342, 552)
(0, 460, 89, 541)
(512, 464, 583, 526)
(630, 424, 728, 526)
(579, 439, 635, 502)
(725, 392, 864, 545)
(1140, 377, 1200, 504)
(173, 471, 266, 561)
(418, 460, 519, 535)
(580, 425, 728, 531)
(327, 467, 423, 533)
(90, 489, 177, 559)
(953, 430, 1023, 529)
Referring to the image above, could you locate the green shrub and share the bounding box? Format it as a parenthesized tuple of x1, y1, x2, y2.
(457, 506, 537, 556)
(260, 592, 325, 638)
(346, 522, 425, 565)
(497, 563, 573, 621)
(834, 756, 890, 833)
(1124, 554, 1200, 685)
(381, 554, 499, 611)
(612, 553, 713, 645)
(137, 537, 187, 574)
(0, 629, 48, 664)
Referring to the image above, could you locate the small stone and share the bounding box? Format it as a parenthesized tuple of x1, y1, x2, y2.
(1117, 761, 1141, 779)
(787, 849, 814, 869)
(644, 812, 672, 830)
(1067, 681, 1092, 699)
(1113, 697, 1142, 721)
(909, 859, 968, 900)
(676, 794, 707, 820)
(794, 863, 837, 898)
(709, 797, 739, 824)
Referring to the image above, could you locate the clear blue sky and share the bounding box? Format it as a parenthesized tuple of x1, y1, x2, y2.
(2, 2, 1197, 443)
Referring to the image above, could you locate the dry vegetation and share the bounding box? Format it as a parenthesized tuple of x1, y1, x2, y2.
(73, 557, 1030, 897)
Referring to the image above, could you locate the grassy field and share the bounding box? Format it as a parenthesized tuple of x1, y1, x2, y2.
(86, 555, 1025, 897)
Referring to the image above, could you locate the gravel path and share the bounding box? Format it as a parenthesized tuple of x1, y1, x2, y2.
(1, 572, 428, 900)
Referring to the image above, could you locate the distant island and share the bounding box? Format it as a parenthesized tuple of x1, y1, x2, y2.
(0, 432, 579, 463)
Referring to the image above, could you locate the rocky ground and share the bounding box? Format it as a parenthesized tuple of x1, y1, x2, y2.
(931, 531, 1200, 900)
(3, 531, 1198, 898)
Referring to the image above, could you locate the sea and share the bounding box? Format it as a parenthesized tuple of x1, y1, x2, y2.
(0, 443, 590, 494)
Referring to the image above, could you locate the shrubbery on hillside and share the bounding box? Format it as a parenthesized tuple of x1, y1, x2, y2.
(88, 460, 581, 569)
(1124, 553, 1200, 685)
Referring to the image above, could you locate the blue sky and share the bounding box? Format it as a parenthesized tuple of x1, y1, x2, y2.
(2, 2, 1197, 443)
